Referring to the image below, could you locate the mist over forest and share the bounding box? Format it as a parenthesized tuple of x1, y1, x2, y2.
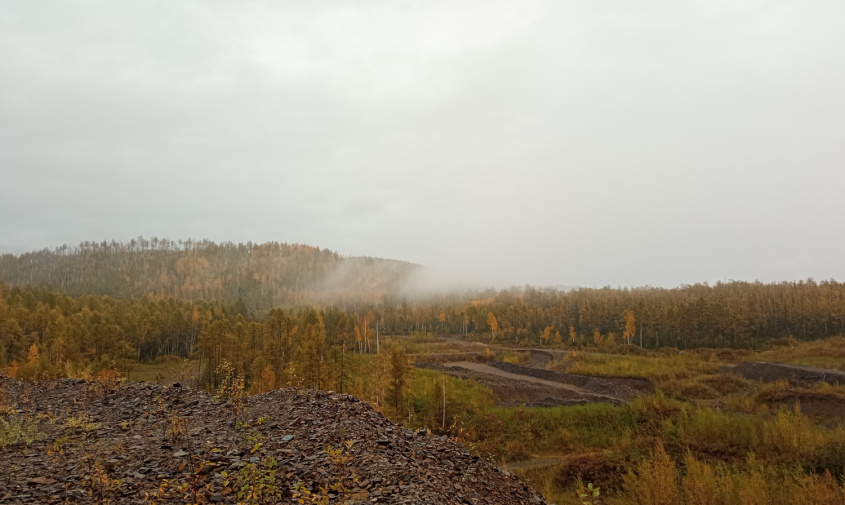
(2, 237, 844, 353)
(4, 3, 845, 503)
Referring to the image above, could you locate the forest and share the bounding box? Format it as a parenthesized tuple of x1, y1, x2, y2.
(0, 237, 417, 311)
(3, 239, 845, 504)
(2, 239, 844, 355)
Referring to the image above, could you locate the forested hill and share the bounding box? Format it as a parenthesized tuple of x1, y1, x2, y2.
(0, 238, 418, 311)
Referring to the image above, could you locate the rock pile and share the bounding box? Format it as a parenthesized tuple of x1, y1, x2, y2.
(0, 374, 547, 504)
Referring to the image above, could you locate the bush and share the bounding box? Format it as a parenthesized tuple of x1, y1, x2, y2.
(557, 451, 627, 493)
(701, 373, 750, 395)
(623, 442, 680, 505)
(504, 441, 531, 461)
(0, 415, 42, 447)
(662, 380, 719, 401)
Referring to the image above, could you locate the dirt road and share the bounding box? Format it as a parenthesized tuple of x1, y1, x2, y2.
(419, 336, 645, 406)
(416, 361, 620, 407)
(448, 361, 584, 393)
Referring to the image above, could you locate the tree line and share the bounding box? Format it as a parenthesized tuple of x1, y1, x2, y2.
(446, 280, 845, 349)
(2, 238, 845, 355)
(0, 238, 418, 311)
(0, 282, 417, 417)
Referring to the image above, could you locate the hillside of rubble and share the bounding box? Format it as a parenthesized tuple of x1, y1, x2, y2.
(0, 374, 546, 505)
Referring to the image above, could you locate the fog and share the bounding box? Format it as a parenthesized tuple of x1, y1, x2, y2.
(2, 1, 844, 289)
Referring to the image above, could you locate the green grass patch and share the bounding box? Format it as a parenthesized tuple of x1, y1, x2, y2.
(0, 415, 43, 447)
(129, 359, 198, 383)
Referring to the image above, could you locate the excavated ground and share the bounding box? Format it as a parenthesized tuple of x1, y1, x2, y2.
(728, 361, 845, 386)
(414, 360, 648, 407)
(0, 375, 547, 505)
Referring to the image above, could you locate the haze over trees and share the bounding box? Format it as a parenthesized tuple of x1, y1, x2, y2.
(2, 239, 845, 368)
(0, 237, 418, 311)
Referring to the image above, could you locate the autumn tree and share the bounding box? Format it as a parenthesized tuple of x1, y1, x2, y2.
(540, 326, 552, 345)
(488, 312, 499, 341)
(296, 310, 328, 390)
(625, 310, 636, 345)
(19, 343, 41, 379)
(331, 312, 354, 393)
(387, 344, 411, 415)
(198, 319, 232, 389)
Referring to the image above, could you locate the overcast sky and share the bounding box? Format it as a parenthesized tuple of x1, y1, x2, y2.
(2, 1, 844, 289)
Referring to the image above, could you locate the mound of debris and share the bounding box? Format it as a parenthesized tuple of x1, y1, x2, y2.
(729, 361, 845, 386)
(0, 375, 547, 505)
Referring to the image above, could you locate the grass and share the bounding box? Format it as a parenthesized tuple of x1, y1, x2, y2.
(0, 415, 43, 447)
(466, 393, 845, 502)
(498, 350, 531, 364)
(129, 357, 199, 384)
(559, 351, 723, 382)
(306, 335, 845, 502)
(398, 334, 484, 354)
(758, 336, 845, 370)
(425, 333, 845, 503)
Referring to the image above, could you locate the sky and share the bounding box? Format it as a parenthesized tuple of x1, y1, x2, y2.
(2, 1, 844, 289)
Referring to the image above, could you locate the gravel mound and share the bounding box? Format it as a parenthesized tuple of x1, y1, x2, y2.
(0, 375, 547, 504)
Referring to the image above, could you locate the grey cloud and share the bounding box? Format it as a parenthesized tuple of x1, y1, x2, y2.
(1, 0, 844, 289)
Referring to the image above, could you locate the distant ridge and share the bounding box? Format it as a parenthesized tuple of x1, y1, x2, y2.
(0, 237, 419, 311)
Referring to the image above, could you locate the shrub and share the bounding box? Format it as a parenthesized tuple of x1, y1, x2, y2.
(557, 451, 627, 493)
(0, 415, 42, 447)
(504, 441, 531, 461)
(623, 441, 680, 505)
(701, 373, 750, 395)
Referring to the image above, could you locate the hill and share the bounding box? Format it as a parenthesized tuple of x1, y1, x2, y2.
(0, 238, 419, 311)
(0, 374, 546, 504)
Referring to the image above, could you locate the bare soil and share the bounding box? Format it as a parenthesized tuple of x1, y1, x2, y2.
(414, 337, 652, 407)
(415, 362, 621, 407)
(728, 361, 845, 386)
(766, 390, 845, 425)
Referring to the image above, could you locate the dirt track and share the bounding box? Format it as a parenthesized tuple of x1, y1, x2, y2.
(417, 336, 649, 407)
(448, 361, 585, 393)
(416, 362, 621, 407)
(729, 361, 845, 386)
